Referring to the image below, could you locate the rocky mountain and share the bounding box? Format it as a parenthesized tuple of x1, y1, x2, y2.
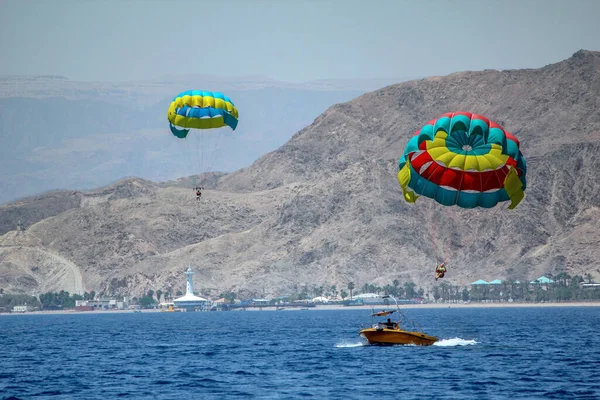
(1, 50, 599, 299)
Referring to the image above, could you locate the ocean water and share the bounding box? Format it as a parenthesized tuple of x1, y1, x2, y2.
(1, 307, 599, 399)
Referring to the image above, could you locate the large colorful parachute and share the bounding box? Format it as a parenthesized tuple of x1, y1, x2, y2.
(398, 112, 527, 209)
(167, 90, 239, 139)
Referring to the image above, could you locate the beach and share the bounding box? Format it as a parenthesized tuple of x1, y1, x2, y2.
(2, 301, 600, 316)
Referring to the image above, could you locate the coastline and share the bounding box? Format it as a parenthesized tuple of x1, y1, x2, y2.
(2, 301, 600, 316)
(284, 301, 600, 311)
(325, 301, 600, 310)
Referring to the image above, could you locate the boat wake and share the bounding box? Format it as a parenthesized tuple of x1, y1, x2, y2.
(433, 338, 478, 347)
(335, 340, 366, 348)
(334, 338, 476, 348)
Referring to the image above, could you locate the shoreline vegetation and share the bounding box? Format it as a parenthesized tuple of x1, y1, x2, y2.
(4, 273, 598, 314)
(2, 301, 600, 316)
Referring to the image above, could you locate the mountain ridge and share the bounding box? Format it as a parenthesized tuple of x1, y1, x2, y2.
(1, 50, 599, 298)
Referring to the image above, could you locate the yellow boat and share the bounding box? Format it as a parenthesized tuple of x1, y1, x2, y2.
(360, 326, 438, 346)
(359, 296, 438, 346)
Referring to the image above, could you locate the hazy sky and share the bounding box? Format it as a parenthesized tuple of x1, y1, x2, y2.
(1, 0, 599, 82)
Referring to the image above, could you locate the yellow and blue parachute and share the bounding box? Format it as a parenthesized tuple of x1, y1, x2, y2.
(167, 90, 239, 139)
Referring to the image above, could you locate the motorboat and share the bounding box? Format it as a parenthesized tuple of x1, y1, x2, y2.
(359, 296, 438, 346)
(360, 324, 438, 346)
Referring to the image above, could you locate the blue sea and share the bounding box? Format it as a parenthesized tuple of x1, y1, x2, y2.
(1, 307, 599, 399)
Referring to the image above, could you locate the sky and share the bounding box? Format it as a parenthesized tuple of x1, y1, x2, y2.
(1, 0, 599, 83)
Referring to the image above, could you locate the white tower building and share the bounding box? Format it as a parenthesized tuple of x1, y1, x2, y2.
(173, 266, 208, 311)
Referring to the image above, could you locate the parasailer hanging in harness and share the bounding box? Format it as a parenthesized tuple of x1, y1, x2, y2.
(194, 187, 203, 201)
(435, 261, 447, 281)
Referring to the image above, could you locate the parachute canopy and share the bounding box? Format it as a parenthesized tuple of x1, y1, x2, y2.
(398, 112, 527, 209)
(167, 90, 239, 139)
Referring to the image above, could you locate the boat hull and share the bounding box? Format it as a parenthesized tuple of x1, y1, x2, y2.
(360, 328, 438, 346)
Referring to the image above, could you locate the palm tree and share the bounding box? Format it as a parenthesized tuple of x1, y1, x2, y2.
(403, 282, 416, 299)
(461, 288, 470, 302)
(348, 282, 355, 300)
(315, 286, 324, 297)
(384, 284, 393, 296)
(397, 287, 405, 299)
(555, 272, 570, 287)
(330, 285, 338, 299)
(432, 286, 441, 301)
(439, 282, 451, 302)
(361, 283, 369, 295)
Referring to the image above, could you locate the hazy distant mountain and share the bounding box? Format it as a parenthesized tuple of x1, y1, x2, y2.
(0, 75, 408, 204)
(1, 50, 599, 299)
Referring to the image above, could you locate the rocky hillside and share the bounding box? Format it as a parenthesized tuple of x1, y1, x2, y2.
(1, 50, 599, 298)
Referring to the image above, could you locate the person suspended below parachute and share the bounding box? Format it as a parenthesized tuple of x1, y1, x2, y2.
(435, 261, 447, 281)
(397, 111, 528, 280)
